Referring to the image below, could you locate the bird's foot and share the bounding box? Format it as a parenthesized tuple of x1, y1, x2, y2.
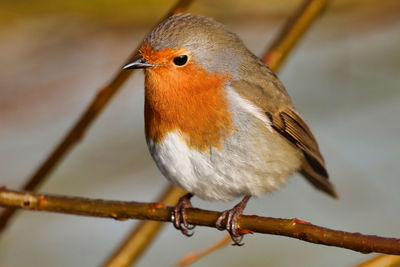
(215, 195, 251, 246)
(171, 193, 195, 237)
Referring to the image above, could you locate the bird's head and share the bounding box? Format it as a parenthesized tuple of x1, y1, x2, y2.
(123, 13, 248, 84)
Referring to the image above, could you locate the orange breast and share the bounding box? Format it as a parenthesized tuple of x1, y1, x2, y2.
(142, 46, 233, 152)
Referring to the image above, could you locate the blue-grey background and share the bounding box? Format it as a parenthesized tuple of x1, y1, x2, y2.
(1, 1, 399, 266)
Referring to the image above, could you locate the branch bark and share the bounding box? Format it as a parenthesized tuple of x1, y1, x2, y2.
(1, 188, 399, 256)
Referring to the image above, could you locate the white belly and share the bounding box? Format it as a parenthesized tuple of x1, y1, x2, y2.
(147, 89, 302, 201)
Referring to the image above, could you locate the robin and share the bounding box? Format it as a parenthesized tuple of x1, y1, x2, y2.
(123, 13, 337, 245)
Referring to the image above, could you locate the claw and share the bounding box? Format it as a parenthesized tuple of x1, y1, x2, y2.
(215, 195, 251, 246)
(171, 193, 195, 237)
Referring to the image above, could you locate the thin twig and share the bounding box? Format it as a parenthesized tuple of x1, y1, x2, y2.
(1, 188, 400, 255)
(262, 0, 329, 71)
(102, 185, 186, 267)
(0, 0, 194, 234)
(355, 255, 400, 267)
(173, 234, 231, 267)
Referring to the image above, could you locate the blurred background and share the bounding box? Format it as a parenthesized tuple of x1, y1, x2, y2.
(1, 0, 400, 266)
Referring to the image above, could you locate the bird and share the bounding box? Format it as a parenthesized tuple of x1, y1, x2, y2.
(123, 13, 337, 245)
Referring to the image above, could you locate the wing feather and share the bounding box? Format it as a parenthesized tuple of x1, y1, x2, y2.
(230, 61, 337, 198)
(269, 108, 337, 198)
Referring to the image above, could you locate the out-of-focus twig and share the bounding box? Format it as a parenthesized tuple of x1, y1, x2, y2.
(0, 0, 194, 234)
(262, 0, 329, 72)
(173, 234, 231, 267)
(106, 0, 332, 265)
(2, 188, 400, 256)
(355, 255, 400, 267)
(102, 185, 186, 267)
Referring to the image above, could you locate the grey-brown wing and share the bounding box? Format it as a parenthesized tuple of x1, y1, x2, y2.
(268, 107, 337, 198)
(230, 63, 337, 198)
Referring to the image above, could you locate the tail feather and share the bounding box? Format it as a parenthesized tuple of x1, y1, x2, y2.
(300, 156, 338, 198)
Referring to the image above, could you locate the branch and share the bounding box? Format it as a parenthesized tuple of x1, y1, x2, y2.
(355, 255, 400, 267)
(1, 188, 400, 255)
(0, 0, 194, 234)
(262, 0, 329, 71)
(101, 185, 186, 267)
(173, 234, 231, 267)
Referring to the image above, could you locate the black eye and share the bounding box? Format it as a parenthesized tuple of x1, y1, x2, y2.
(173, 55, 188, 66)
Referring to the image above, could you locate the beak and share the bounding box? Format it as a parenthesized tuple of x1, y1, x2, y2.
(122, 57, 154, 70)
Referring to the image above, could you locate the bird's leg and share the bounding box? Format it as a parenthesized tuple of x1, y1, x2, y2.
(215, 195, 251, 246)
(172, 193, 195, 236)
